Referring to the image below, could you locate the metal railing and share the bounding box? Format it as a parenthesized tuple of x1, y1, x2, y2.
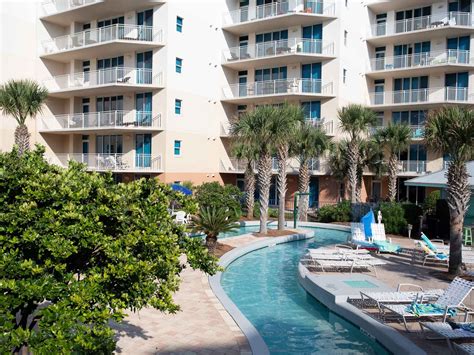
(41, 24, 163, 55)
(224, 78, 333, 99)
(39, 111, 162, 131)
(221, 157, 327, 173)
(306, 119, 334, 135)
(369, 87, 473, 105)
(369, 11, 473, 37)
(48, 153, 163, 172)
(223, 0, 335, 26)
(223, 38, 334, 63)
(369, 49, 471, 72)
(43, 67, 163, 92)
(399, 161, 426, 174)
(41, 0, 102, 16)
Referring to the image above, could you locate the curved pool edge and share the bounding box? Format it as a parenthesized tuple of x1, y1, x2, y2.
(297, 262, 426, 355)
(208, 231, 314, 355)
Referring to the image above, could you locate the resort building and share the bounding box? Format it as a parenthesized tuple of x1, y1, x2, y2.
(0, 0, 472, 207)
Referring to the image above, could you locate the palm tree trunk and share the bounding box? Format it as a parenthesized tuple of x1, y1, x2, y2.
(244, 162, 255, 219)
(298, 158, 310, 222)
(15, 124, 30, 156)
(277, 146, 288, 231)
(387, 153, 398, 202)
(258, 153, 272, 234)
(205, 235, 218, 253)
(446, 161, 471, 275)
(356, 172, 362, 203)
(347, 141, 359, 204)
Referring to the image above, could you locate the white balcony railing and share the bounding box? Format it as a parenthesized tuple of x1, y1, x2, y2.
(306, 119, 334, 135)
(48, 153, 162, 172)
(41, 24, 163, 55)
(223, 38, 334, 63)
(223, 78, 333, 99)
(44, 67, 163, 92)
(399, 161, 426, 174)
(369, 49, 472, 72)
(369, 87, 473, 106)
(369, 11, 473, 38)
(41, 0, 102, 16)
(221, 157, 326, 173)
(223, 0, 335, 26)
(39, 111, 162, 131)
(443, 160, 451, 170)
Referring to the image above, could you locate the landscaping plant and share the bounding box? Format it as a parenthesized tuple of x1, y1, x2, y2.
(0, 147, 218, 353)
(194, 182, 243, 218)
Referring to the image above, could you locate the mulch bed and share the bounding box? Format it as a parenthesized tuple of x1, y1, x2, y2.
(212, 243, 234, 258)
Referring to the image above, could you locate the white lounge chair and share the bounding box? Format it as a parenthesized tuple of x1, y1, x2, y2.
(313, 258, 386, 276)
(173, 211, 188, 225)
(420, 322, 474, 353)
(381, 277, 474, 331)
(454, 343, 474, 355)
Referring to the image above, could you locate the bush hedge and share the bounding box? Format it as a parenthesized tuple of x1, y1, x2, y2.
(317, 201, 351, 223)
(194, 182, 243, 218)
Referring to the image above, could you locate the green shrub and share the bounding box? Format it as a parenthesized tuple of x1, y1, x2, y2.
(378, 202, 406, 234)
(269, 208, 278, 218)
(401, 203, 423, 236)
(317, 201, 351, 223)
(194, 182, 243, 218)
(422, 190, 441, 216)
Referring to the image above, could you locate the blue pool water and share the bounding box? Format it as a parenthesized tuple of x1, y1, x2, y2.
(221, 228, 390, 354)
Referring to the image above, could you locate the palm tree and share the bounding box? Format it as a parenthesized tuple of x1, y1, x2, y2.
(231, 106, 276, 234)
(338, 104, 377, 203)
(273, 104, 304, 230)
(425, 106, 474, 275)
(0, 79, 48, 155)
(328, 141, 348, 201)
(378, 123, 412, 202)
(291, 123, 329, 221)
(232, 142, 258, 219)
(191, 206, 239, 252)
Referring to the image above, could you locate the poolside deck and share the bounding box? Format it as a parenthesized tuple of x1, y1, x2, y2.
(301, 235, 474, 354)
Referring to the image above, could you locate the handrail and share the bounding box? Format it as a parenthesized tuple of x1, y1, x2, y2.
(50, 153, 163, 171)
(369, 49, 472, 71)
(42, 24, 163, 54)
(369, 87, 473, 105)
(223, 38, 334, 62)
(223, 0, 336, 26)
(369, 11, 473, 37)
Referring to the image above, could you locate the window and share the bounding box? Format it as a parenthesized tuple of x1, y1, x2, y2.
(176, 16, 183, 32)
(343, 69, 347, 84)
(176, 57, 183, 73)
(301, 101, 321, 121)
(344, 30, 348, 46)
(175, 99, 182, 114)
(174, 140, 182, 156)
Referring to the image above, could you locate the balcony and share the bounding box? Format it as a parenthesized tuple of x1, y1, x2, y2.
(47, 153, 163, 173)
(306, 119, 334, 135)
(368, 49, 473, 78)
(222, 38, 335, 70)
(40, 0, 166, 26)
(222, 0, 336, 35)
(222, 78, 334, 104)
(367, 12, 474, 45)
(369, 125, 424, 139)
(44, 67, 164, 98)
(41, 24, 164, 62)
(369, 87, 474, 108)
(399, 161, 426, 175)
(39, 111, 163, 134)
(220, 157, 326, 174)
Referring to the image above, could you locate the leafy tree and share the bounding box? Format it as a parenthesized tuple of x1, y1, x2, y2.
(291, 122, 330, 221)
(0, 146, 218, 353)
(231, 106, 277, 234)
(272, 104, 304, 230)
(194, 182, 243, 217)
(338, 104, 377, 203)
(425, 106, 474, 275)
(0, 79, 48, 155)
(378, 123, 412, 202)
(232, 142, 258, 219)
(191, 207, 239, 252)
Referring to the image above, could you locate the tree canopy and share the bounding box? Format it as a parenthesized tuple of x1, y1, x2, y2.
(0, 146, 218, 353)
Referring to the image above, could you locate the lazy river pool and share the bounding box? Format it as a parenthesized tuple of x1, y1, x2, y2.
(221, 227, 389, 354)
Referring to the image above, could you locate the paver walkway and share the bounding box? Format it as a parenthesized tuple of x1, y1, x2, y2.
(115, 235, 265, 355)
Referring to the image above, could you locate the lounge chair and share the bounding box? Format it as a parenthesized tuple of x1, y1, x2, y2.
(381, 277, 474, 331)
(416, 237, 449, 266)
(420, 322, 474, 353)
(371, 223, 401, 253)
(454, 343, 474, 355)
(360, 284, 444, 314)
(173, 211, 188, 225)
(313, 258, 386, 276)
(349, 223, 378, 251)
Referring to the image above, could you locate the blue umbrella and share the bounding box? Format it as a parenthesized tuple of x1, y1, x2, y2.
(170, 184, 192, 195)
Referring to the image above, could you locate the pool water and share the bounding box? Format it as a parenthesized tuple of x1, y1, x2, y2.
(220, 224, 275, 238)
(221, 228, 390, 354)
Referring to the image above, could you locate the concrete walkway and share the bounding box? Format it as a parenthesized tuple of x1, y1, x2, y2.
(115, 235, 264, 354)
